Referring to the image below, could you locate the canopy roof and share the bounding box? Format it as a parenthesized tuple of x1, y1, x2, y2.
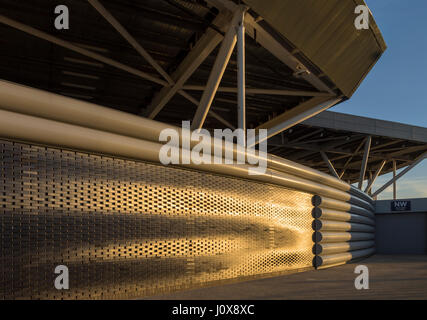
(0, 0, 386, 132)
(268, 111, 427, 183)
(244, 0, 387, 98)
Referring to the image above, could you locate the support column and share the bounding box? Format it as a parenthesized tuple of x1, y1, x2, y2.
(250, 97, 341, 147)
(320, 151, 340, 179)
(142, 11, 232, 119)
(364, 159, 386, 194)
(191, 7, 246, 130)
(88, 0, 173, 84)
(237, 10, 246, 146)
(358, 136, 371, 190)
(372, 151, 427, 198)
(393, 160, 397, 200)
(367, 171, 373, 196)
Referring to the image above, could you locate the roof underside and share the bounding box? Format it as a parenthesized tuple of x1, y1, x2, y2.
(268, 111, 427, 184)
(244, 0, 387, 98)
(0, 0, 331, 130)
(0, 0, 416, 185)
(0, 0, 385, 129)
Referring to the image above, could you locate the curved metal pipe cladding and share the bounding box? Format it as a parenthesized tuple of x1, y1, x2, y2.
(0, 80, 369, 202)
(0, 80, 376, 299)
(312, 194, 375, 268)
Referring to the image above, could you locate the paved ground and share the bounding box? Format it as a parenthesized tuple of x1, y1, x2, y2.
(148, 255, 427, 299)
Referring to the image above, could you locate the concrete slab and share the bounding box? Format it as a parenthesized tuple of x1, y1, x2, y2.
(147, 255, 427, 300)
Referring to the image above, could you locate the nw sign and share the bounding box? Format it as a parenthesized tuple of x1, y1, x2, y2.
(391, 200, 411, 212)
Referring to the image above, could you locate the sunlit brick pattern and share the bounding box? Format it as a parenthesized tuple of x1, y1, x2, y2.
(0, 140, 314, 299)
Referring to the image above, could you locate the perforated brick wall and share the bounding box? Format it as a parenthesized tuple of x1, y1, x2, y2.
(0, 140, 314, 299)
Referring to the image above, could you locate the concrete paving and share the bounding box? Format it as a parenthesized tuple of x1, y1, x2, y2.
(148, 255, 427, 299)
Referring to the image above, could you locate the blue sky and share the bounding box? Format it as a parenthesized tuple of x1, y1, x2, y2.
(330, 0, 427, 199)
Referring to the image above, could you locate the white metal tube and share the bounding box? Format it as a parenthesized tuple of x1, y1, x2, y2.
(350, 185, 374, 204)
(320, 151, 340, 179)
(270, 169, 350, 201)
(191, 8, 244, 130)
(372, 153, 427, 197)
(314, 241, 375, 255)
(268, 154, 350, 192)
(143, 12, 229, 119)
(237, 14, 246, 145)
(182, 85, 332, 97)
(0, 80, 363, 199)
(312, 195, 352, 211)
(314, 247, 375, 267)
(358, 136, 371, 189)
(0, 109, 353, 201)
(312, 207, 375, 226)
(88, 0, 173, 84)
(393, 160, 397, 200)
(365, 159, 386, 193)
(313, 231, 375, 243)
(312, 220, 375, 233)
(349, 195, 375, 212)
(253, 98, 341, 147)
(312, 195, 375, 218)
